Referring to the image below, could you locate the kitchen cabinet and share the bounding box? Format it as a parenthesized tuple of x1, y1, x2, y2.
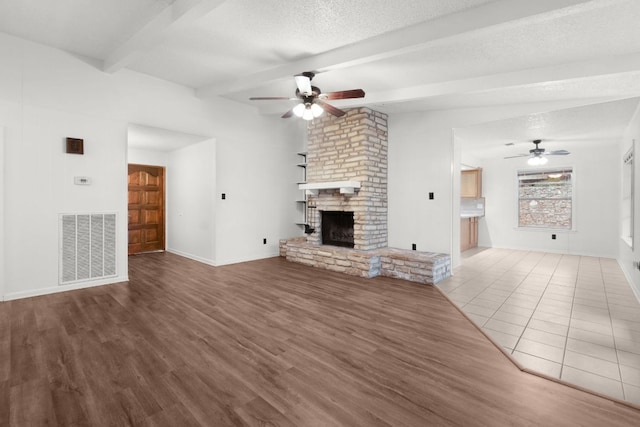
(461, 168, 482, 198)
(461, 216, 479, 252)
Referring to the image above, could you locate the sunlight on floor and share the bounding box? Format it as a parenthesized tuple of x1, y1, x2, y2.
(437, 248, 640, 405)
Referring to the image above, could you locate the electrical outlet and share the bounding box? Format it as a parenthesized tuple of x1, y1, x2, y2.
(263, 238, 267, 245)
(412, 243, 417, 250)
(428, 192, 434, 200)
(551, 234, 556, 240)
(221, 193, 226, 200)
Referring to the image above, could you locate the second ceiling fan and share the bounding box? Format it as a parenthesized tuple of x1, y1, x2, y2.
(249, 72, 365, 120)
(504, 140, 570, 165)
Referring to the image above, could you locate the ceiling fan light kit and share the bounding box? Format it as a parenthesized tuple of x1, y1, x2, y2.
(250, 72, 365, 120)
(527, 155, 548, 166)
(293, 102, 324, 120)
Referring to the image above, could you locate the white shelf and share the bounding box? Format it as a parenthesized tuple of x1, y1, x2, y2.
(298, 180, 361, 196)
(296, 152, 308, 230)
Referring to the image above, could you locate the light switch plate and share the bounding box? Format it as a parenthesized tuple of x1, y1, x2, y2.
(74, 176, 91, 185)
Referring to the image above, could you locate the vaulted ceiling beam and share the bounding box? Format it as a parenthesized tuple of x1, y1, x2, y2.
(252, 51, 640, 114)
(103, 0, 226, 73)
(197, 0, 621, 98)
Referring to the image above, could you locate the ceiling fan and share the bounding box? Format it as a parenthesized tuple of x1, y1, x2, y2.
(504, 139, 570, 165)
(249, 72, 365, 120)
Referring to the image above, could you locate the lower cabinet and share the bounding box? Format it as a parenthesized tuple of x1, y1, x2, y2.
(461, 217, 479, 252)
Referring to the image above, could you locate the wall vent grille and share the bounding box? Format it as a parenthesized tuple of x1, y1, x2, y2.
(59, 213, 116, 285)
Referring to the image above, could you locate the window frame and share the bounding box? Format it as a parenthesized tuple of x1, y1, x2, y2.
(516, 166, 575, 232)
(622, 146, 634, 249)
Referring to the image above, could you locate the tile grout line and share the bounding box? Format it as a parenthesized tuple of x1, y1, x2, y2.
(459, 249, 528, 320)
(559, 254, 580, 380)
(497, 252, 558, 358)
(600, 257, 626, 400)
(455, 249, 640, 404)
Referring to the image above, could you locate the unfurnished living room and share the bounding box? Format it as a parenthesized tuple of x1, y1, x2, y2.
(3, 0, 640, 425)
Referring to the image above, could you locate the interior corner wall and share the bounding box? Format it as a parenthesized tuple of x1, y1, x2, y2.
(387, 101, 606, 269)
(0, 33, 252, 300)
(0, 31, 315, 299)
(166, 139, 216, 265)
(619, 103, 640, 299)
(214, 116, 304, 265)
(388, 110, 457, 265)
(479, 144, 619, 258)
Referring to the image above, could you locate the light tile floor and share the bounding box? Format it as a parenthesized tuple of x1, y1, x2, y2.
(437, 247, 640, 405)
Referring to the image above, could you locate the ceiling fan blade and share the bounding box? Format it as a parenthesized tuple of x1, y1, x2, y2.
(316, 100, 346, 117)
(546, 150, 570, 155)
(249, 96, 294, 101)
(322, 89, 365, 100)
(504, 154, 530, 159)
(281, 109, 294, 119)
(294, 75, 312, 95)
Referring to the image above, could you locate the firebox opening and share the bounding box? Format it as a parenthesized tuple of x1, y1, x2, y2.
(321, 211, 354, 248)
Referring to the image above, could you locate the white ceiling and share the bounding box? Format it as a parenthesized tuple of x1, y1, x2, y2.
(2, 0, 640, 154)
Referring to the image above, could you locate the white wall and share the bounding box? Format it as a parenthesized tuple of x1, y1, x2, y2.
(0, 32, 301, 299)
(128, 148, 168, 167)
(619, 104, 640, 298)
(215, 118, 305, 265)
(388, 112, 454, 256)
(0, 126, 4, 300)
(479, 144, 620, 258)
(3, 104, 129, 300)
(166, 139, 216, 264)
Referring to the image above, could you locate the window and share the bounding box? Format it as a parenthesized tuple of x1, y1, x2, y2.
(518, 168, 573, 230)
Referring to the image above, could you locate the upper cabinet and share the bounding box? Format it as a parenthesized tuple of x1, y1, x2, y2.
(461, 168, 482, 198)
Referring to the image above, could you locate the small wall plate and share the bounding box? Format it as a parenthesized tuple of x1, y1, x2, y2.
(66, 137, 84, 154)
(74, 176, 91, 185)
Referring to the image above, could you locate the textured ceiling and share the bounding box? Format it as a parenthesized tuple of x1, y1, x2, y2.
(456, 98, 640, 159)
(1, 0, 640, 154)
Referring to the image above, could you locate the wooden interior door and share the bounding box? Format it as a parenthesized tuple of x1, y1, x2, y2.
(128, 164, 165, 255)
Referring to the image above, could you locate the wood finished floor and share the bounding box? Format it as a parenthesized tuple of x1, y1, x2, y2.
(2, 253, 640, 426)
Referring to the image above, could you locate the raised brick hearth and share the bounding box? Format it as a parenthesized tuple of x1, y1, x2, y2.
(282, 107, 450, 285)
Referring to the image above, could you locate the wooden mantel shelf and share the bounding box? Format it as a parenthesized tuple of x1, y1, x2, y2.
(298, 181, 361, 196)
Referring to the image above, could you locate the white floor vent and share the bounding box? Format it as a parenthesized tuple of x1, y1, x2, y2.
(59, 213, 116, 285)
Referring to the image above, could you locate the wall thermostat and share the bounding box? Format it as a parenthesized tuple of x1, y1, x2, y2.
(74, 176, 92, 185)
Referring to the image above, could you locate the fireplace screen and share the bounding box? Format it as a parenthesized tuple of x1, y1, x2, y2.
(321, 211, 354, 248)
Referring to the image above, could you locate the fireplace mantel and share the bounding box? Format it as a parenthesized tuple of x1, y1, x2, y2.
(298, 181, 361, 196)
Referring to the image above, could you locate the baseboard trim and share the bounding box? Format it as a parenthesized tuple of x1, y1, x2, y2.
(617, 258, 640, 304)
(165, 248, 217, 266)
(4, 275, 129, 301)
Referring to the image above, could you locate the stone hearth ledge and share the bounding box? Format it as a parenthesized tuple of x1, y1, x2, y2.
(279, 238, 451, 285)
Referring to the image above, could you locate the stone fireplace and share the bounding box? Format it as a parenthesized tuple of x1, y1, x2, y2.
(304, 107, 388, 250)
(281, 107, 451, 284)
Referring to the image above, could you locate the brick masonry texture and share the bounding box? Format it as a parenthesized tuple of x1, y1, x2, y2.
(306, 107, 388, 250)
(281, 239, 451, 285)
(283, 107, 451, 285)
